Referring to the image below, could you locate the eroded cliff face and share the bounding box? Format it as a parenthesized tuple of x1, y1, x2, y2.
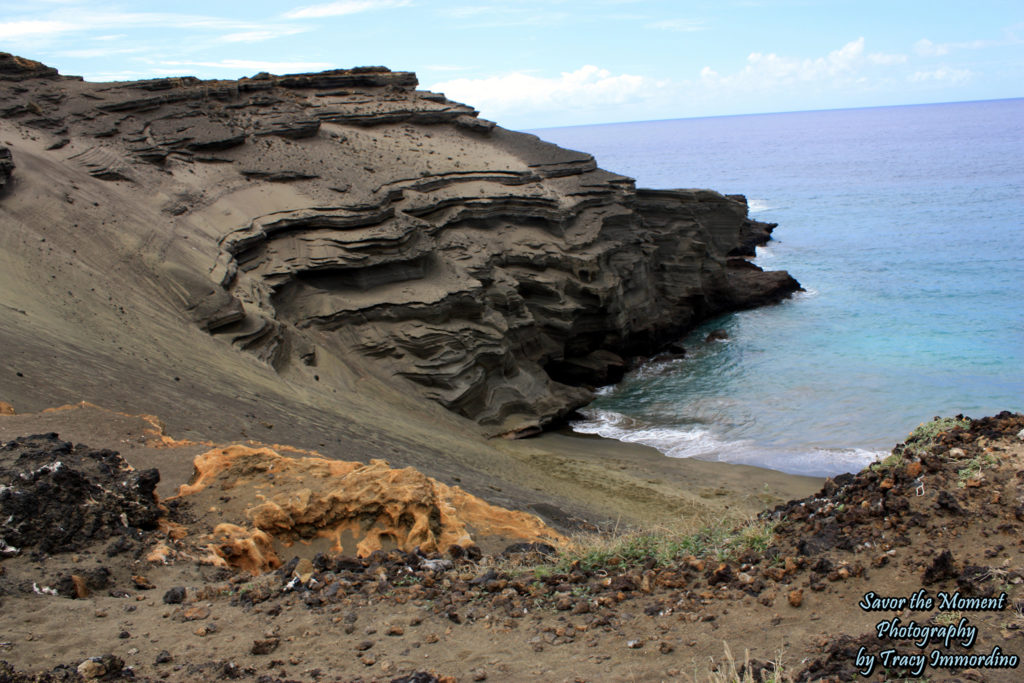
(0, 54, 797, 436)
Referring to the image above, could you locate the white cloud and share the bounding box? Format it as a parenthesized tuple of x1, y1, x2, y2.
(423, 64, 472, 72)
(647, 19, 706, 32)
(220, 28, 307, 43)
(160, 59, 334, 74)
(867, 52, 907, 66)
(915, 37, 994, 57)
(56, 47, 142, 58)
(699, 38, 908, 91)
(0, 19, 76, 38)
(0, 11, 287, 40)
(431, 65, 662, 118)
(909, 67, 972, 84)
(437, 5, 493, 19)
(914, 38, 949, 57)
(284, 0, 412, 19)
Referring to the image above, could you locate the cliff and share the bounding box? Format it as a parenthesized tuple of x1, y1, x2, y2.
(0, 53, 797, 441)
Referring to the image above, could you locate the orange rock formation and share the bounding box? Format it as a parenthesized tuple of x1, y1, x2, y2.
(175, 445, 565, 573)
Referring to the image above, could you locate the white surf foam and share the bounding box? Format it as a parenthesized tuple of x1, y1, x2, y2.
(571, 408, 885, 476)
(793, 287, 820, 299)
(571, 408, 748, 460)
(747, 198, 776, 213)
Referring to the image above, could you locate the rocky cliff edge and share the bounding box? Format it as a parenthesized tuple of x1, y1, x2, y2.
(0, 53, 798, 437)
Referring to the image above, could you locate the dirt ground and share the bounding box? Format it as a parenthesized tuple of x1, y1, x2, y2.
(2, 406, 1023, 682)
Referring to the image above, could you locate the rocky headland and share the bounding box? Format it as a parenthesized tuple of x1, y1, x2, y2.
(0, 51, 796, 440)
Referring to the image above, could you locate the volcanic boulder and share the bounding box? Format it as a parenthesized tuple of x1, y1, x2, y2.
(0, 433, 160, 555)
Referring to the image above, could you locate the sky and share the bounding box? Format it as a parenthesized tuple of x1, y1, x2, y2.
(1, 0, 1022, 129)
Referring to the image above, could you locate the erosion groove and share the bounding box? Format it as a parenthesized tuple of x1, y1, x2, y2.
(0, 53, 798, 437)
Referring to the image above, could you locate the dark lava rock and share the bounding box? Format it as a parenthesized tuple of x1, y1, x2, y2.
(705, 329, 730, 343)
(54, 567, 110, 599)
(162, 586, 186, 604)
(796, 633, 881, 682)
(391, 674, 440, 683)
(250, 637, 280, 655)
(502, 542, 557, 558)
(706, 563, 734, 586)
(0, 433, 161, 555)
(922, 549, 958, 585)
(958, 565, 995, 596)
(935, 489, 963, 514)
(0, 660, 82, 682)
(728, 208, 778, 257)
(0, 146, 12, 192)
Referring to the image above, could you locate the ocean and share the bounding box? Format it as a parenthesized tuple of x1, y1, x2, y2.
(530, 98, 1024, 477)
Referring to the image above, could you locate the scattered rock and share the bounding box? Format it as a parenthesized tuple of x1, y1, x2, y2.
(77, 659, 106, 680)
(923, 550, 958, 585)
(182, 605, 210, 621)
(250, 638, 280, 655)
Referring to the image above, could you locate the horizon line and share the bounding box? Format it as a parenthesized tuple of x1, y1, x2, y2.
(526, 96, 1024, 132)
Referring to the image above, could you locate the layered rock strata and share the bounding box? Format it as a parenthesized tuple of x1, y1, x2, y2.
(0, 54, 798, 436)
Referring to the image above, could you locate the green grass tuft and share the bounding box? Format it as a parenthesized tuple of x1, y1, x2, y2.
(903, 416, 971, 458)
(556, 517, 778, 573)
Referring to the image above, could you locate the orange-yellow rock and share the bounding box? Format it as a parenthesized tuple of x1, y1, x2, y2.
(205, 523, 281, 575)
(175, 444, 564, 571)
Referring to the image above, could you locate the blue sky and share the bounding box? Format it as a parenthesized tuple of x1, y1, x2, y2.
(2, 0, 1022, 128)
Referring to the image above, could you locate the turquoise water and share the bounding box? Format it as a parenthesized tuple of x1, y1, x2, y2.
(532, 99, 1024, 477)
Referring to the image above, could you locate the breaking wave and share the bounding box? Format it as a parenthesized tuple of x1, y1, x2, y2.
(571, 407, 882, 478)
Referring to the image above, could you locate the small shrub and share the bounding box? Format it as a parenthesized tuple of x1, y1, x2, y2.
(872, 416, 971, 472)
(956, 451, 1000, 487)
(903, 416, 971, 458)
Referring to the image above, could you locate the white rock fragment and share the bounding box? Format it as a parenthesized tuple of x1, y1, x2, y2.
(77, 658, 106, 679)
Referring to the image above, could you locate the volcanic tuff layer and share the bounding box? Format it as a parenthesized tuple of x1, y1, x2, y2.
(0, 53, 796, 438)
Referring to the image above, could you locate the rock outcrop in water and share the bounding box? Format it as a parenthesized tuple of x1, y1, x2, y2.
(0, 53, 797, 437)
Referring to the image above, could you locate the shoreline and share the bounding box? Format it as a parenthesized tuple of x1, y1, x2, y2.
(497, 427, 824, 531)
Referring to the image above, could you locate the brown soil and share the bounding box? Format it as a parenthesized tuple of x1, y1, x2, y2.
(2, 407, 1023, 682)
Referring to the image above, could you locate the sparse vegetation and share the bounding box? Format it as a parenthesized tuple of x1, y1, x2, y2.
(902, 416, 971, 458)
(934, 610, 963, 627)
(555, 516, 778, 573)
(698, 641, 792, 683)
(956, 451, 1000, 487)
(870, 450, 906, 473)
(872, 416, 972, 472)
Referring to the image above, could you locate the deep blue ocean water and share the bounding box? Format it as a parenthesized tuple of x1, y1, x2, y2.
(531, 99, 1024, 477)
